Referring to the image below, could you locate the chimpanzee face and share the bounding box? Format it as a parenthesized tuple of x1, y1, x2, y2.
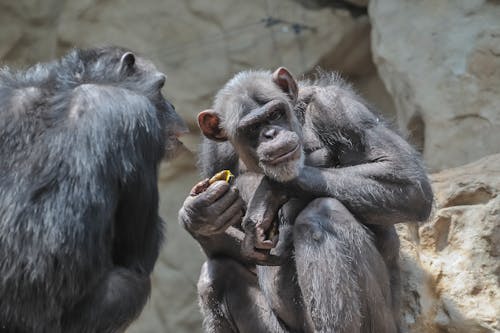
(233, 96, 304, 182)
(198, 67, 304, 182)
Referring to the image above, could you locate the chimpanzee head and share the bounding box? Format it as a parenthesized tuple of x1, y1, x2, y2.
(198, 67, 304, 182)
(59, 46, 188, 159)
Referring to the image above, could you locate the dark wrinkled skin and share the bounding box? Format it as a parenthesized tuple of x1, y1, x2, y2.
(179, 68, 433, 333)
(0, 46, 186, 333)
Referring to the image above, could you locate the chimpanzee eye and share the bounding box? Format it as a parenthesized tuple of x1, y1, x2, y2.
(268, 109, 283, 121)
(247, 123, 260, 135)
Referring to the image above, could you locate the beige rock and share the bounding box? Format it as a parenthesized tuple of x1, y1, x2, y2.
(369, 0, 500, 171)
(312, 16, 397, 120)
(0, 0, 66, 66)
(291, 0, 368, 11)
(347, 0, 369, 7)
(398, 154, 500, 333)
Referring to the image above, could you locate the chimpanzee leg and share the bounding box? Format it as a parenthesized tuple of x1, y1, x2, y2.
(293, 198, 398, 333)
(197, 258, 289, 333)
(369, 224, 402, 332)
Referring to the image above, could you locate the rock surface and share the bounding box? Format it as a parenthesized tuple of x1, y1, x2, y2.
(1, 0, 499, 332)
(398, 154, 500, 333)
(370, 0, 500, 170)
(0, 0, 66, 65)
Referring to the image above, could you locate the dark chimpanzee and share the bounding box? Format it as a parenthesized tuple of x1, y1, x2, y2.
(179, 67, 433, 332)
(0, 46, 187, 333)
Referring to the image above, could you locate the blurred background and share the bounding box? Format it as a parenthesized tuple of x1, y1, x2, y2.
(1, 0, 499, 332)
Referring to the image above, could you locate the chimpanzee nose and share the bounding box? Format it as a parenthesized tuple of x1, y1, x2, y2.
(263, 128, 276, 139)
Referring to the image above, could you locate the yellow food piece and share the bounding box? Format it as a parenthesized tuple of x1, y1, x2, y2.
(208, 170, 235, 185)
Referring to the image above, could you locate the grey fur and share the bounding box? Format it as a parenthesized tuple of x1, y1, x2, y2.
(0, 46, 185, 333)
(183, 69, 433, 333)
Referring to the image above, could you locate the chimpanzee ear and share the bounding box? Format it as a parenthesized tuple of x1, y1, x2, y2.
(198, 109, 228, 142)
(119, 52, 135, 73)
(272, 67, 298, 103)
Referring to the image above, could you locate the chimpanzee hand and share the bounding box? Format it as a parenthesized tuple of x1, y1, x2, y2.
(240, 177, 288, 266)
(179, 179, 245, 237)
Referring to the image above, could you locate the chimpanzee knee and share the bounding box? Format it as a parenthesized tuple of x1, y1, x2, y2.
(198, 259, 226, 302)
(198, 258, 267, 333)
(198, 258, 259, 302)
(294, 197, 361, 243)
(201, 258, 293, 333)
(293, 198, 398, 333)
(198, 259, 238, 333)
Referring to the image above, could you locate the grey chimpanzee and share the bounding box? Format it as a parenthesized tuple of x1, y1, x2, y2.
(0, 46, 187, 333)
(179, 67, 433, 333)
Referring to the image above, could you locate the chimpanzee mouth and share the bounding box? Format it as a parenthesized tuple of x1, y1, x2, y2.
(173, 137, 185, 148)
(267, 144, 301, 165)
(163, 135, 187, 160)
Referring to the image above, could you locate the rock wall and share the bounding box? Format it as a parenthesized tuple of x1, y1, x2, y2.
(0, 0, 65, 65)
(398, 154, 500, 333)
(370, 0, 500, 170)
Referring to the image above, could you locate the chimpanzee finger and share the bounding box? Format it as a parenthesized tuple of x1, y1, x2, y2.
(241, 233, 261, 259)
(213, 197, 244, 230)
(213, 209, 244, 234)
(254, 226, 275, 250)
(271, 233, 279, 248)
(241, 233, 282, 265)
(254, 240, 275, 250)
(255, 253, 285, 266)
(243, 247, 283, 266)
(189, 178, 210, 196)
(196, 181, 231, 206)
(210, 185, 241, 213)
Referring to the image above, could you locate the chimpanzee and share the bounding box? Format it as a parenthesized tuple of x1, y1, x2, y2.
(0, 46, 187, 333)
(179, 67, 433, 332)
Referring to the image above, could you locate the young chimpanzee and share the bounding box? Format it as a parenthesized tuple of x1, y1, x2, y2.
(0, 46, 186, 333)
(180, 67, 433, 332)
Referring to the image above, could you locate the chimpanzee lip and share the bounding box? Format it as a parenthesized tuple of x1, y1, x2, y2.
(163, 136, 186, 160)
(266, 144, 301, 165)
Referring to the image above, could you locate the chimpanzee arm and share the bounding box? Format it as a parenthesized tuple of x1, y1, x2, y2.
(73, 83, 166, 271)
(63, 84, 165, 331)
(113, 170, 163, 274)
(287, 93, 433, 225)
(65, 171, 164, 332)
(289, 159, 432, 225)
(62, 268, 151, 332)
